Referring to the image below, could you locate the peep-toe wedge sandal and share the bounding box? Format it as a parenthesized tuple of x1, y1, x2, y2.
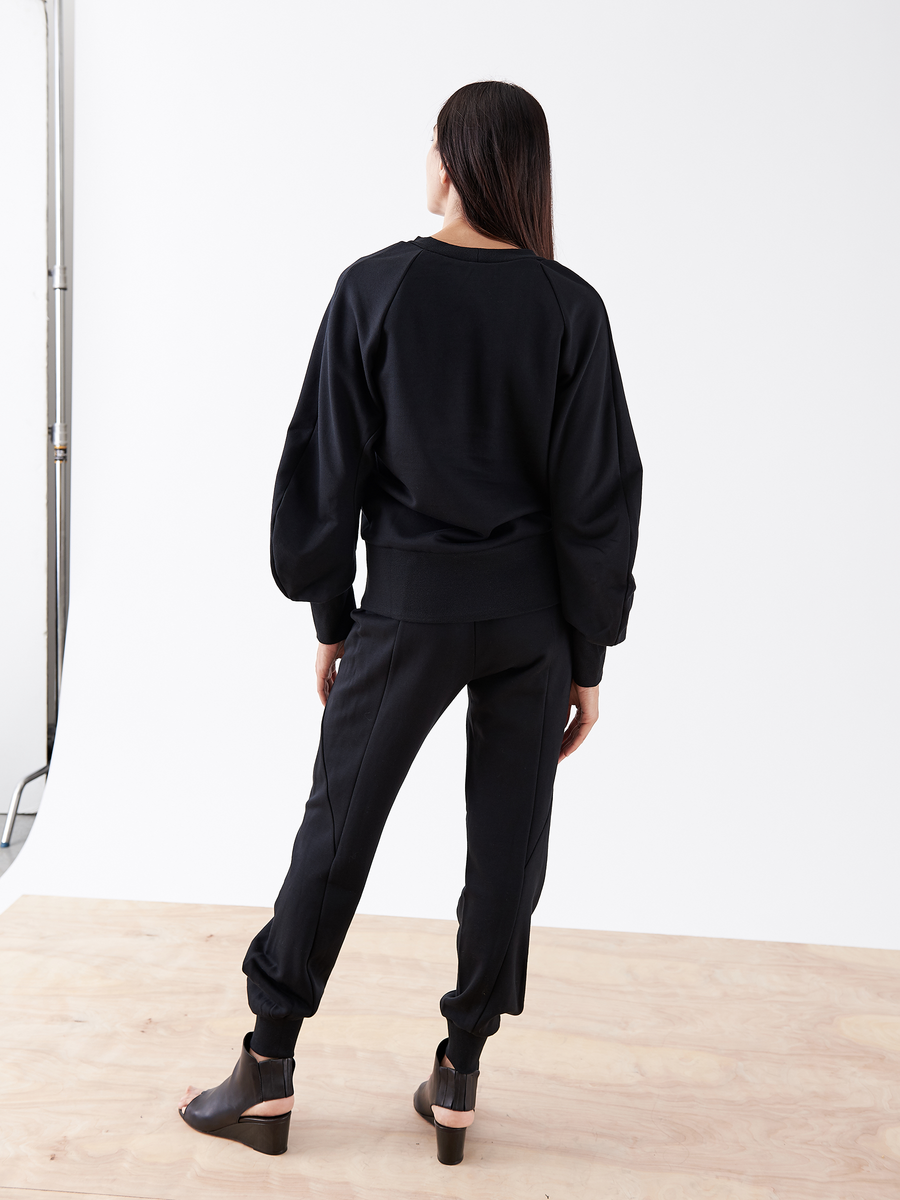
(179, 1031, 295, 1155)
(413, 1036, 479, 1165)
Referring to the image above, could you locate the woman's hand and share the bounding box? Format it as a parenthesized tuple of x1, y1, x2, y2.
(558, 680, 599, 763)
(316, 640, 346, 706)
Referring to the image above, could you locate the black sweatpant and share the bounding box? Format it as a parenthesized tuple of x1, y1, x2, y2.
(242, 602, 574, 1062)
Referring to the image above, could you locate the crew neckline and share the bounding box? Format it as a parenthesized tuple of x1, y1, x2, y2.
(411, 235, 537, 263)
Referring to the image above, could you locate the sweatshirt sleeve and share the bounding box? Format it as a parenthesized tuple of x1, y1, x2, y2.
(270, 268, 384, 642)
(548, 289, 642, 685)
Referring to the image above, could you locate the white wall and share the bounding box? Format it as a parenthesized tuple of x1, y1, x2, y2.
(0, 0, 47, 814)
(1, 0, 898, 951)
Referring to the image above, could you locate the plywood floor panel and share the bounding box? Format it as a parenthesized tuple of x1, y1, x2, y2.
(0, 895, 899, 1199)
(0, 1191, 155, 1200)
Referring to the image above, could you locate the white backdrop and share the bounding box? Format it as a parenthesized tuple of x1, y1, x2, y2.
(0, 0, 47, 813)
(1, 0, 898, 951)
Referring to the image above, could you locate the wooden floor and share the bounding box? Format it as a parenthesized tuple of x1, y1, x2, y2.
(1, 897, 899, 1200)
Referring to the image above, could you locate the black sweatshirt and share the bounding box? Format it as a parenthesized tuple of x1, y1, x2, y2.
(270, 235, 642, 686)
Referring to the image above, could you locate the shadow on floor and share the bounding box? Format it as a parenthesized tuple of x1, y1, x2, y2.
(0, 813, 36, 877)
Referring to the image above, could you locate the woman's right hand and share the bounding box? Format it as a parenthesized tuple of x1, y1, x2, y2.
(558, 680, 599, 763)
(316, 640, 345, 707)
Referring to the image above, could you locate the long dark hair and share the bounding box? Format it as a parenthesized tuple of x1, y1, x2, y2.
(435, 81, 554, 260)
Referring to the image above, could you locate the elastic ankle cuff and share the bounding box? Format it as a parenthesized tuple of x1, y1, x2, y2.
(250, 1015, 303, 1059)
(446, 1019, 492, 1073)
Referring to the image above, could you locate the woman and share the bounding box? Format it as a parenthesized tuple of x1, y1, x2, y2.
(178, 80, 642, 1166)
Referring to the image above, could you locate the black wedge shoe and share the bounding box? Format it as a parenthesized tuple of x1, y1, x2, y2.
(413, 1036, 479, 1165)
(179, 1032, 295, 1155)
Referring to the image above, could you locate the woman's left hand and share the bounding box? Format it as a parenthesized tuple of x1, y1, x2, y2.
(316, 640, 345, 706)
(558, 680, 599, 763)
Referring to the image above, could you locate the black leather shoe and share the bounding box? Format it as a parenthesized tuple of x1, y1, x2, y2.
(179, 1032, 294, 1155)
(413, 1036, 479, 1165)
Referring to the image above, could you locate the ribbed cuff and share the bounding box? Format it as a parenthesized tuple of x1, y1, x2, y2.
(567, 626, 607, 686)
(310, 586, 355, 644)
(446, 1016, 499, 1072)
(250, 1015, 303, 1059)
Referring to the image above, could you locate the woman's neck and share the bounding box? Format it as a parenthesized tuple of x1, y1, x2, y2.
(430, 216, 520, 251)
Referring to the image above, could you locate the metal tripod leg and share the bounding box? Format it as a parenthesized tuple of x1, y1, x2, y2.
(1, 767, 48, 849)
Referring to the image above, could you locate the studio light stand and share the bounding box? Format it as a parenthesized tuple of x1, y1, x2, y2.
(3, 0, 69, 849)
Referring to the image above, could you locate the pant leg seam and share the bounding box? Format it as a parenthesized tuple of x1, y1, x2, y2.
(523, 809, 552, 869)
(341, 619, 402, 837)
(467, 662, 552, 1032)
(320, 719, 337, 857)
(308, 619, 402, 956)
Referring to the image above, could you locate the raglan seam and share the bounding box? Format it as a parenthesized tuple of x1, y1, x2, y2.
(380, 246, 425, 328)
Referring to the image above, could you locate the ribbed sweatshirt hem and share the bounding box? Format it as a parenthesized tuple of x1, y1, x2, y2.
(360, 531, 561, 624)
